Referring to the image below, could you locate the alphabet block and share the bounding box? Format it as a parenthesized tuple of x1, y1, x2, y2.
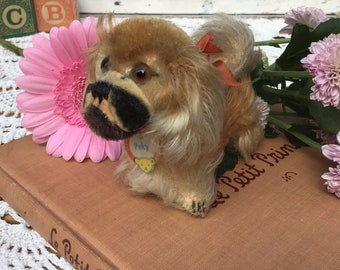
(0, 0, 37, 38)
(33, 0, 79, 32)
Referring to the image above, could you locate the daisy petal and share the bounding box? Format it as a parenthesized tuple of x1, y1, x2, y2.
(46, 125, 69, 157)
(20, 49, 61, 78)
(82, 17, 98, 46)
(20, 59, 59, 80)
(31, 34, 52, 53)
(21, 110, 61, 129)
(57, 26, 81, 61)
(16, 75, 55, 94)
(31, 134, 49, 144)
(88, 135, 106, 163)
(73, 130, 92, 162)
(69, 20, 88, 53)
(17, 92, 55, 113)
(30, 117, 65, 143)
(49, 27, 74, 65)
(61, 125, 86, 161)
(105, 141, 122, 161)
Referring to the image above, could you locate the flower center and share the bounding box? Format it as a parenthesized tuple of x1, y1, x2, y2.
(54, 60, 87, 127)
(72, 76, 86, 111)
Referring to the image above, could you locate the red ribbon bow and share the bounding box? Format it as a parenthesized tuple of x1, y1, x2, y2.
(196, 32, 246, 87)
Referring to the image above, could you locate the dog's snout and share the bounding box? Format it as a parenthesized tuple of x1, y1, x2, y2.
(84, 81, 150, 135)
(111, 85, 150, 132)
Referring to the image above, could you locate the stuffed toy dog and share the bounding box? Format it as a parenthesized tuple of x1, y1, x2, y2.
(83, 14, 263, 217)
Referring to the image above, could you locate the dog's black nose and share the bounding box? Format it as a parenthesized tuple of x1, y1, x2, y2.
(87, 81, 111, 103)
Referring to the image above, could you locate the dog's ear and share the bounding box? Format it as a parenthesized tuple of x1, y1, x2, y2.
(86, 14, 115, 83)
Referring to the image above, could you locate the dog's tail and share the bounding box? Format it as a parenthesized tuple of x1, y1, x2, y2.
(192, 14, 263, 158)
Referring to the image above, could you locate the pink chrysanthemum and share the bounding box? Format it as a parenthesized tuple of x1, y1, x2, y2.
(279, 6, 328, 35)
(16, 18, 121, 162)
(322, 132, 340, 198)
(322, 132, 340, 164)
(322, 165, 340, 198)
(315, 129, 338, 145)
(301, 34, 340, 109)
(255, 96, 270, 129)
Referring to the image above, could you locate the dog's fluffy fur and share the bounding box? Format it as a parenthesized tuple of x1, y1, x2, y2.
(83, 14, 263, 217)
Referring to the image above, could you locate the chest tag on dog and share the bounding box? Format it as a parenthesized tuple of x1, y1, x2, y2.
(124, 133, 158, 173)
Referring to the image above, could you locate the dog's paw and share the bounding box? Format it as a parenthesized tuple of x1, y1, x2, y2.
(178, 198, 207, 217)
(191, 200, 207, 217)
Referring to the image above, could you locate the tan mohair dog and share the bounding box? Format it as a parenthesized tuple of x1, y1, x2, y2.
(83, 14, 263, 217)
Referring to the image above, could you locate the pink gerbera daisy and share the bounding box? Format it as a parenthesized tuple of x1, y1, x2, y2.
(301, 34, 340, 109)
(16, 18, 121, 162)
(279, 6, 328, 35)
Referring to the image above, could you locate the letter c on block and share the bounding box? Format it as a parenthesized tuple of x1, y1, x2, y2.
(2, 5, 27, 29)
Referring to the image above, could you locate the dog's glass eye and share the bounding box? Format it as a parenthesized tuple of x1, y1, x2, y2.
(101, 57, 111, 73)
(131, 63, 152, 84)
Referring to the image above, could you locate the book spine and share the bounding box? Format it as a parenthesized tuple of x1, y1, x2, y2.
(0, 168, 117, 270)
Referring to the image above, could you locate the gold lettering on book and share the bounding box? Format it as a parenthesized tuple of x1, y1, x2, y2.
(50, 228, 92, 270)
(251, 144, 297, 167)
(212, 143, 298, 207)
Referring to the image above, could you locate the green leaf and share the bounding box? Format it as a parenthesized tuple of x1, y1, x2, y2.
(276, 24, 312, 71)
(284, 125, 318, 148)
(276, 18, 340, 71)
(307, 101, 340, 134)
(313, 18, 340, 38)
(278, 79, 312, 116)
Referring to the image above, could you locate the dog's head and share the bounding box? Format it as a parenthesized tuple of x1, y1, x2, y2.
(83, 16, 226, 152)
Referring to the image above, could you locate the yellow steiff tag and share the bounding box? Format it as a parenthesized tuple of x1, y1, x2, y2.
(135, 157, 156, 173)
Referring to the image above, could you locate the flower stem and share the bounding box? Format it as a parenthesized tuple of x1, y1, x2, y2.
(255, 38, 291, 47)
(267, 115, 322, 151)
(262, 70, 311, 78)
(0, 37, 23, 56)
(269, 111, 300, 117)
(259, 85, 310, 101)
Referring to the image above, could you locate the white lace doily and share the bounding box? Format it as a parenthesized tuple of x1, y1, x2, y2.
(0, 199, 73, 270)
(0, 36, 31, 145)
(0, 16, 286, 269)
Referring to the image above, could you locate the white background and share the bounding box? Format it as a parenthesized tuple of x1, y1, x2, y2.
(78, 0, 339, 14)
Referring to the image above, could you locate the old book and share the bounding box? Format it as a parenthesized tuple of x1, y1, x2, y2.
(0, 135, 339, 269)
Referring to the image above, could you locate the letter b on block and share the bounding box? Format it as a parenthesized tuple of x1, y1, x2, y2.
(34, 0, 79, 32)
(42, 1, 66, 24)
